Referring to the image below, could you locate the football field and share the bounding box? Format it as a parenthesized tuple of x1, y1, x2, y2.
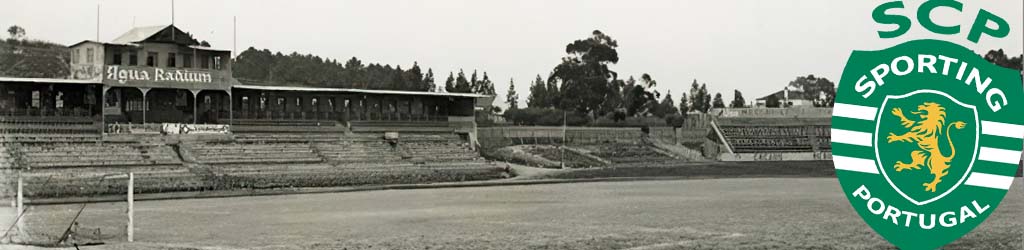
(15, 177, 1024, 250)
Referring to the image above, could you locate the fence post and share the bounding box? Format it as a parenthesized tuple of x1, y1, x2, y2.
(16, 175, 23, 236)
(127, 172, 134, 242)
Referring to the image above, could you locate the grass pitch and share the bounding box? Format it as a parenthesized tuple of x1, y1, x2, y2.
(13, 177, 1024, 250)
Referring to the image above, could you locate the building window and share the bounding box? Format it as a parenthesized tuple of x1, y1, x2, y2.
(200, 55, 209, 69)
(31, 91, 40, 108)
(213, 56, 223, 70)
(127, 98, 144, 112)
(105, 89, 120, 108)
(240, 96, 249, 111)
(129, 50, 138, 66)
(259, 94, 267, 111)
(86, 48, 94, 64)
(71, 49, 79, 64)
(167, 52, 177, 67)
(183, 54, 193, 68)
(146, 52, 158, 67)
(55, 92, 64, 108)
(112, 50, 123, 65)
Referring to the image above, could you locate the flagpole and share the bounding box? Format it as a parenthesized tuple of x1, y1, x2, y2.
(96, 5, 100, 41)
(171, 0, 175, 41)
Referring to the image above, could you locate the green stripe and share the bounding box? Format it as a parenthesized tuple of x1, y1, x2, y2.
(831, 117, 876, 133)
(830, 143, 875, 159)
(980, 116, 1024, 127)
(972, 161, 1021, 177)
(980, 135, 1024, 151)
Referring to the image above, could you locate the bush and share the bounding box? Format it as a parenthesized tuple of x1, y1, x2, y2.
(503, 108, 591, 126)
(664, 114, 687, 128)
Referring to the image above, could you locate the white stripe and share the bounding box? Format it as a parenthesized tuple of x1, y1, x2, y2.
(830, 129, 874, 147)
(833, 103, 878, 121)
(981, 121, 1024, 139)
(978, 147, 1022, 165)
(964, 172, 1014, 190)
(833, 155, 879, 174)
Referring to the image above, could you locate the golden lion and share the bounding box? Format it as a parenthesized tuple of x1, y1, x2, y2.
(886, 102, 967, 193)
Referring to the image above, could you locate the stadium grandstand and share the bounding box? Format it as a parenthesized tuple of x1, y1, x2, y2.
(0, 24, 505, 200)
(706, 107, 833, 162)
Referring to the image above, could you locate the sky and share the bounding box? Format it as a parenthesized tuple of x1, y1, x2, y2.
(4, 0, 1023, 109)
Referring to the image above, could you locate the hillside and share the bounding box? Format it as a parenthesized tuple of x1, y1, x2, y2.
(0, 39, 70, 78)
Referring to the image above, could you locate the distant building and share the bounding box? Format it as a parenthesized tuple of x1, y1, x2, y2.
(755, 86, 824, 108)
(67, 25, 235, 124)
(3, 24, 491, 136)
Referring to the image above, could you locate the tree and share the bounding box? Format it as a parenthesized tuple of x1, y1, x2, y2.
(444, 72, 456, 93)
(344, 57, 365, 87)
(600, 78, 625, 115)
(7, 25, 25, 40)
(688, 80, 702, 113)
(984, 49, 1023, 70)
(423, 68, 436, 92)
(476, 72, 496, 95)
(200, 40, 211, 47)
(653, 91, 678, 118)
(454, 70, 471, 93)
(692, 83, 711, 113)
(622, 74, 662, 117)
(548, 30, 619, 115)
(712, 92, 725, 109)
(527, 75, 548, 108)
(545, 76, 560, 109)
(679, 93, 689, 114)
(787, 75, 836, 107)
(730, 90, 746, 108)
(404, 62, 425, 91)
(700, 84, 711, 112)
(506, 78, 520, 110)
(469, 70, 480, 93)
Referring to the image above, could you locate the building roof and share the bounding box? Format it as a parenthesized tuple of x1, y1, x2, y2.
(756, 87, 816, 101)
(233, 84, 492, 98)
(0, 76, 100, 85)
(110, 25, 168, 44)
(188, 45, 230, 52)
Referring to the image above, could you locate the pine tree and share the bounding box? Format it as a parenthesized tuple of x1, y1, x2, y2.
(423, 68, 436, 92)
(506, 78, 519, 110)
(679, 93, 689, 114)
(712, 92, 725, 109)
(730, 90, 746, 108)
(527, 75, 548, 108)
(655, 91, 678, 117)
(477, 72, 495, 95)
(688, 80, 701, 112)
(454, 70, 471, 93)
(698, 84, 711, 113)
(444, 72, 456, 93)
(545, 77, 560, 109)
(469, 70, 479, 93)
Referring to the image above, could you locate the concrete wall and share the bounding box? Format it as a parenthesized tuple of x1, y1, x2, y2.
(478, 127, 644, 149)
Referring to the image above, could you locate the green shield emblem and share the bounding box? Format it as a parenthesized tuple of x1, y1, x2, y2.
(832, 39, 1023, 250)
(875, 90, 979, 205)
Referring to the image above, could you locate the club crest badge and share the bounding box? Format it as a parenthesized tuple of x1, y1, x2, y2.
(832, 2, 1023, 249)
